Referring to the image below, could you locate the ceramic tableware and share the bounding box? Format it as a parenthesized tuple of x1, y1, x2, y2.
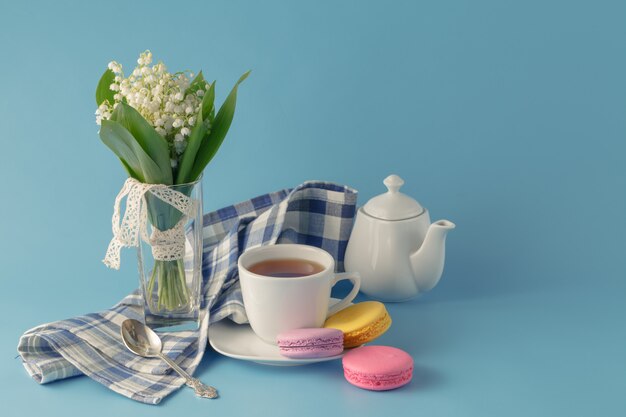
(345, 174, 455, 302)
(209, 298, 349, 366)
(238, 244, 360, 344)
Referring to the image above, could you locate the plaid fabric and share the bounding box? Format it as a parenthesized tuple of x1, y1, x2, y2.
(17, 181, 357, 404)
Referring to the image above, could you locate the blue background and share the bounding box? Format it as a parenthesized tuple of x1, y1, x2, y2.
(1, 0, 625, 415)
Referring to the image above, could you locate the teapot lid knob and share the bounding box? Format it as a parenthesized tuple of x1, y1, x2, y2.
(362, 174, 425, 221)
(384, 175, 404, 194)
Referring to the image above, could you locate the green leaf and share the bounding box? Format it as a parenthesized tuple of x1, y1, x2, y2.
(99, 120, 166, 184)
(119, 159, 140, 180)
(111, 102, 173, 185)
(99, 121, 145, 182)
(96, 69, 116, 106)
(185, 70, 206, 95)
(201, 81, 215, 122)
(236, 70, 251, 85)
(188, 71, 250, 181)
(176, 108, 208, 184)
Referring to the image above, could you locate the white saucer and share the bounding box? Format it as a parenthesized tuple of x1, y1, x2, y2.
(208, 298, 346, 366)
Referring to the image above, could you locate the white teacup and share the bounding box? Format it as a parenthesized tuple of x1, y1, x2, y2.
(238, 244, 361, 344)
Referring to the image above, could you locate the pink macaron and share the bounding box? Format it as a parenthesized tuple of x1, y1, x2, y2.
(342, 346, 413, 391)
(277, 328, 344, 359)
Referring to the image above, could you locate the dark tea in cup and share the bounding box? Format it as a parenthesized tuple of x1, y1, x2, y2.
(248, 258, 324, 278)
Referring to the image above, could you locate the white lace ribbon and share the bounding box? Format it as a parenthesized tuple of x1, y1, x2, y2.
(103, 178, 197, 269)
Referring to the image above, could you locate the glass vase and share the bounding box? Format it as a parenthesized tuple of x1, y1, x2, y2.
(137, 178, 203, 331)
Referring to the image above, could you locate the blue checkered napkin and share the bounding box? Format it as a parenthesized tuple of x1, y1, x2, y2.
(17, 181, 357, 404)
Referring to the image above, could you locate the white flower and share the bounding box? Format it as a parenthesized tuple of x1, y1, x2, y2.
(94, 103, 110, 125)
(108, 61, 122, 73)
(96, 50, 205, 162)
(174, 140, 187, 154)
(137, 50, 153, 66)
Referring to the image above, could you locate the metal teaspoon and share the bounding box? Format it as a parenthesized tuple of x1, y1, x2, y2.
(120, 319, 218, 399)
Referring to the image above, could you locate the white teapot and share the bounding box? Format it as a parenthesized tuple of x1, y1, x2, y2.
(345, 175, 455, 301)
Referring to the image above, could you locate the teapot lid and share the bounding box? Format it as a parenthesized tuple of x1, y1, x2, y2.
(363, 175, 424, 220)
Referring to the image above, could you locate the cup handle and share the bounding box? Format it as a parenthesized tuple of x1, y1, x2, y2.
(327, 272, 361, 317)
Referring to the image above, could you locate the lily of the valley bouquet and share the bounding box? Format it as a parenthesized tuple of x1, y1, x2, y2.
(96, 50, 248, 324)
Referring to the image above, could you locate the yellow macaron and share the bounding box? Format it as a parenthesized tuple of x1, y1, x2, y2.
(324, 301, 391, 348)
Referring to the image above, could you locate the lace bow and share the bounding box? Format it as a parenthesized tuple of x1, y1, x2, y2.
(103, 178, 196, 269)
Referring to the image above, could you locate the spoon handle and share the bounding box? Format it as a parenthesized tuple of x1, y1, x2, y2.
(158, 353, 218, 399)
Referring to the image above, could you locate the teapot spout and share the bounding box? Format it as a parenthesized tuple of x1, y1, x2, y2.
(409, 220, 455, 292)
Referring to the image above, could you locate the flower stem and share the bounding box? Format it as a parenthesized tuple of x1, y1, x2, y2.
(147, 259, 191, 313)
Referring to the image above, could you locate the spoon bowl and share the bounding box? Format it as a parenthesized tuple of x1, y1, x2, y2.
(121, 319, 163, 357)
